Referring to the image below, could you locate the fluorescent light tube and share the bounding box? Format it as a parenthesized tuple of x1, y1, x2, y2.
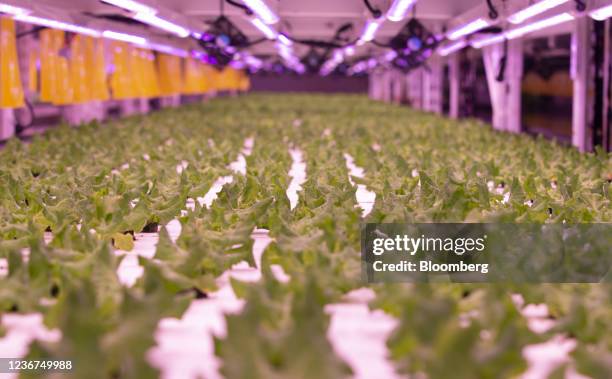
(102, 30, 147, 45)
(147, 43, 187, 57)
(385, 50, 398, 61)
(505, 12, 573, 39)
(386, 0, 418, 22)
(133, 12, 190, 37)
(358, 19, 381, 44)
(508, 0, 569, 24)
(277, 34, 292, 46)
(0, 3, 29, 15)
(438, 40, 467, 56)
(101, 0, 155, 14)
(14, 14, 100, 37)
(241, 0, 279, 24)
(590, 4, 612, 21)
(446, 18, 489, 40)
(470, 34, 505, 48)
(250, 17, 277, 39)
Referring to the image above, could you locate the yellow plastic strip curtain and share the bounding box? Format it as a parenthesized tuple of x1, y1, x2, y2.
(55, 56, 73, 105)
(217, 67, 242, 91)
(203, 65, 220, 92)
(70, 34, 88, 103)
(110, 41, 136, 99)
(91, 38, 109, 101)
(183, 58, 211, 95)
(237, 70, 250, 92)
(0, 17, 24, 108)
(39, 28, 66, 104)
(28, 51, 38, 93)
(141, 49, 160, 98)
(157, 53, 183, 96)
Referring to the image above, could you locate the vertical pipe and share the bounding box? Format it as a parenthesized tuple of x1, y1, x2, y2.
(449, 54, 460, 119)
(571, 16, 591, 152)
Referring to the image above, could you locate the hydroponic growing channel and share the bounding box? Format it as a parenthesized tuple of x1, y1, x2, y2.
(0, 94, 610, 379)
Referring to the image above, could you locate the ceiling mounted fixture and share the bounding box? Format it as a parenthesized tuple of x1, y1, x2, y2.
(0, 2, 29, 15)
(357, 19, 381, 44)
(102, 0, 191, 38)
(438, 40, 467, 56)
(590, 4, 612, 20)
(241, 0, 279, 24)
(101, 0, 155, 14)
(249, 17, 277, 39)
(470, 12, 574, 50)
(386, 0, 418, 22)
(505, 12, 573, 39)
(102, 30, 147, 45)
(14, 14, 100, 37)
(470, 33, 505, 48)
(277, 34, 292, 46)
(146, 42, 188, 57)
(133, 12, 190, 37)
(508, 0, 570, 24)
(446, 18, 490, 40)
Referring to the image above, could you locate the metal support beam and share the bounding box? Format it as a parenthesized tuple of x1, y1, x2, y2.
(571, 16, 593, 152)
(448, 54, 460, 119)
(406, 69, 423, 109)
(391, 71, 404, 104)
(483, 39, 523, 133)
(423, 56, 443, 114)
(0, 109, 15, 140)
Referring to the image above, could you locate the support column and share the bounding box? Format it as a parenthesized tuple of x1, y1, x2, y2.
(449, 54, 460, 119)
(423, 56, 443, 114)
(571, 16, 593, 152)
(483, 39, 523, 132)
(406, 69, 423, 109)
(391, 71, 404, 104)
(0, 109, 15, 140)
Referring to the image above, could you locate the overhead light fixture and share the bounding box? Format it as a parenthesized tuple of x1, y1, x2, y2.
(470, 33, 505, 48)
(386, 0, 418, 22)
(250, 17, 277, 39)
(505, 12, 573, 39)
(241, 0, 279, 24)
(508, 0, 569, 24)
(277, 34, 292, 46)
(133, 12, 190, 37)
(446, 18, 489, 40)
(147, 42, 188, 57)
(102, 30, 147, 45)
(590, 4, 612, 21)
(438, 40, 467, 56)
(471, 12, 574, 49)
(14, 14, 100, 37)
(0, 3, 29, 15)
(101, 0, 155, 14)
(358, 19, 381, 44)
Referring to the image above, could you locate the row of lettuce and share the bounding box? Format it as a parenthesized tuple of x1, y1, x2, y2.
(0, 94, 610, 378)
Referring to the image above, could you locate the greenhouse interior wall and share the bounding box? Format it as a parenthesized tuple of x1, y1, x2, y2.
(0, 1, 611, 379)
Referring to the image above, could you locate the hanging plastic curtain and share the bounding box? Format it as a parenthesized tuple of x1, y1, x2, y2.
(110, 41, 135, 99)
(0, 17, 24, 108)
(28, 51, 38, 93)
(157, 53, 183, 96)
(203, 65, 220, 92)
(40, 28, 68, 105)
(238, 70, 250, 92)
(70, 34, 89, 103)
(91, 38, 109, 101)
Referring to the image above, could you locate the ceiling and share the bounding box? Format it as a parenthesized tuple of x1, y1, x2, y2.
(31, 0, 483, 57)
